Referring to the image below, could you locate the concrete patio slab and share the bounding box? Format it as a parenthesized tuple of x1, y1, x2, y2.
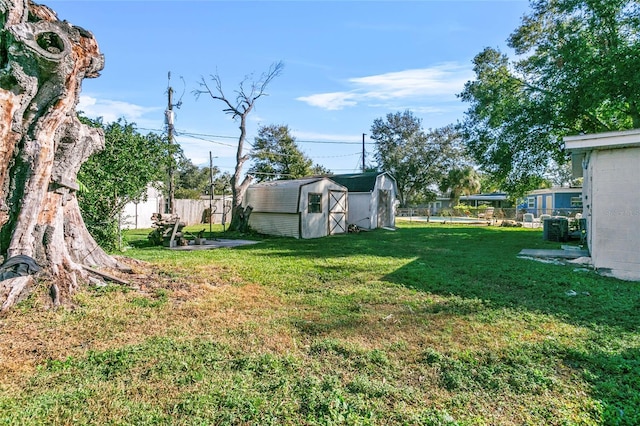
(168, 239, 260, 251)
(518, 248, 590, 259)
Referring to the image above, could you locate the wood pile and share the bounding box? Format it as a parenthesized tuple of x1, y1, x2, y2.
(148, 214, 187, 247)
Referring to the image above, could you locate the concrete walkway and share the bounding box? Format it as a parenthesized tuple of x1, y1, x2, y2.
(168, 239, 260, 251)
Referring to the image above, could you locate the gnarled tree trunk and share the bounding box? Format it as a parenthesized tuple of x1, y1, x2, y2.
(0, 0, 120, 311)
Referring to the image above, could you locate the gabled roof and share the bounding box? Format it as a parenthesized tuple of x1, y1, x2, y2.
(248, 177, 326, 189)
(330, 172, 392, 192)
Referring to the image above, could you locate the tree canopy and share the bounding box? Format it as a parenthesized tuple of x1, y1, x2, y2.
(249, 124, 315, 182)
(174, 156, 219, 199)
(371, 111, 466, 206)
(439, 166, 482, 207)
(459, 0, 640, 196)
(77, 117, 172, 250)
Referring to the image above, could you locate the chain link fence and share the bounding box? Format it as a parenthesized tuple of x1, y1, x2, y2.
(396, 207, 583, 222)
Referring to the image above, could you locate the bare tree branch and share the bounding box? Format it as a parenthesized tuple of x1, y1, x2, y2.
(194, 61, 284, 230)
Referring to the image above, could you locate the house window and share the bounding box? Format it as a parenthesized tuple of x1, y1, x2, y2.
(570, 196, 583, 208)
(527, 197, 535, 208)
(308, 193, 322, 213)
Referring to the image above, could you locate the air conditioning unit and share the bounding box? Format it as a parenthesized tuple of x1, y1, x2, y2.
(543, 217, 569, 242)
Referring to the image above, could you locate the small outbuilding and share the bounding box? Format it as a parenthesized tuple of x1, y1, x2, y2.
(243, 177, 348, 239)
(565, 129, 640, 281)
(330, 172, 398, 229)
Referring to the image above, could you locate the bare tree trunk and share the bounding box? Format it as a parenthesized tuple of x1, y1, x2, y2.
(227, 114, 254, 231)
(0, 0, 119, 310)
(195, 61, 283, 231)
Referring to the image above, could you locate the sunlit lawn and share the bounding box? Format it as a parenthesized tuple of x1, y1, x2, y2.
(1, 222, 638, 425)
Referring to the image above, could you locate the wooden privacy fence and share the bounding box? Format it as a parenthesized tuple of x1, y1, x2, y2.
(122, 197, 232, 229)
(175, 198, 233, 226)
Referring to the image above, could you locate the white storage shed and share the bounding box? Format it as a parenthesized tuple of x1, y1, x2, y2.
(565, 129, 640, 281)
(243, 177, 348, 239)
(330, 172, 398, 229)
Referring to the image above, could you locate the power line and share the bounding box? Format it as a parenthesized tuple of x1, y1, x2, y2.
(139, 126, 376, 146)
(177, 128, 375, 145)
(175, 132, 237, 148)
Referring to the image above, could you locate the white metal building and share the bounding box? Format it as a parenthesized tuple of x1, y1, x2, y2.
(243, 177, 348, 239)
(330, 172, 398, 229)
(565, 129, 640, 281)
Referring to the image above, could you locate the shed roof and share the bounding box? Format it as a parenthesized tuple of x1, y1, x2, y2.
(564, 129, 640, 153)
(330, 172, 391, 192)
(249, 177, 325, 189)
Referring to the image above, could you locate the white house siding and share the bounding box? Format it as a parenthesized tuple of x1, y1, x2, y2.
(589, 147, 640, 280)
(248, 212, 299, 238)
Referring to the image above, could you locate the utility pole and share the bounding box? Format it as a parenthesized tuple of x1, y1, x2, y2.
(362, 133, 366, 172)
(166, 74, 176, 214)
(209, 151, 214, 235)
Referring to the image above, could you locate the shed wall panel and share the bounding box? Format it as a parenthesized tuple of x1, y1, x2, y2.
(346, 193, 373, 228)
(590, 147, 640, 280)
(245, 187, 300, 213)
(249, 213, 300, 238)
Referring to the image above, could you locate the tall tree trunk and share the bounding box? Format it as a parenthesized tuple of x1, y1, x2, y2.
(0, 0, 119, 310)
(228, 115, 253, 231)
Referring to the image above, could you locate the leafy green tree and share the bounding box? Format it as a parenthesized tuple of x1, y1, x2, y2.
(439, 166, 482, 206)
(545, 160, 582, 188)
(478, 172, 502, 194)
(174, 156, 218, 199)
(77, 117, 173, 250)
(460, 0, 640, 196)
(371, 111, 466, 206)
(212, 171, 232, 195)
(249, 124, 316, 182)
(310, 163, 332, 176)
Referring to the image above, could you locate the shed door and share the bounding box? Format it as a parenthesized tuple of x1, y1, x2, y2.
(377, 190, 391, 227)
(328, 190, 347, 235)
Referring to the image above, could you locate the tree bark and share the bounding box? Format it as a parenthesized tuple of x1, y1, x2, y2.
(0, 0, 119, 309)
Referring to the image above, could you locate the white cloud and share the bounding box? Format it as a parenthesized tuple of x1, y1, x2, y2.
(292, 130, 363, 143)
(296, 91, 359, 111)
(297, 63, 473, 111)
(78, 95, 160, 124)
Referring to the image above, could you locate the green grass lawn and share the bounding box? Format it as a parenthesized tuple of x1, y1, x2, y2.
(1, 223, 638, 425)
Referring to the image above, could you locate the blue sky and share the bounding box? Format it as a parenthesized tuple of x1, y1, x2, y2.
(48, 0, 530, 175)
